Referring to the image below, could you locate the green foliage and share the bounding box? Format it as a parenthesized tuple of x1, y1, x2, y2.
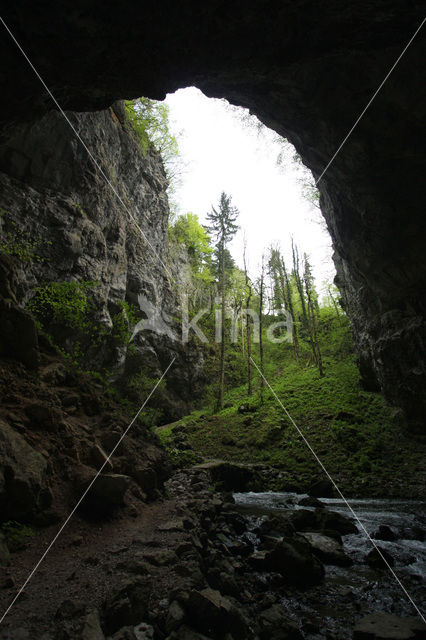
(169, 212, 213, 281)
(124, 97, 184, 218)
(27, 280, 97, 331)
(124, 96, 182, 209)
(166, 447, 202, 470)
(0, 209, 46, 264)
(212, 246, 236, 282)
(157, 425, 202, 469)
(123, 369, 166, 427)
(111, 300, 139, 345)
(168, 291, 424, 497)
(27, 281, 140, 377)
(1, 521, 34, 551)
(205, 192, 239, 256)
(125, 98, 177, 158)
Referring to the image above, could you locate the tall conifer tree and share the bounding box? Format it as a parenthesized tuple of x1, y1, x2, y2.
(206, 192, 239, 410)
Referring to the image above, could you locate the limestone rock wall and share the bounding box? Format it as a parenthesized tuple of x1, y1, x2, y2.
(0, 102, 204, 420)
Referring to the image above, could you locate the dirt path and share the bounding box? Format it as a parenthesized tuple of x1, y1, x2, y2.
(0, 497, 180, 637)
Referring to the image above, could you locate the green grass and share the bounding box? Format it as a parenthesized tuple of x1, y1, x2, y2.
(158, 349, 425, 498)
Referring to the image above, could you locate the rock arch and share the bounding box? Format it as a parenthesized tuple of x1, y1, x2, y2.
(1, 2, 425, 428)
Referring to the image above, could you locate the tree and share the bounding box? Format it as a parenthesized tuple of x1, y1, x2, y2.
(292, 239, 309, 339)
(268, 246, 299, 360)
(303, 253, 324, 376)
(258, 254, 266, 403)
(169, 212, 212, 278)
(125, 97, 183, 216)
(243, 240, 253, 395)
(212, 245, 236, 282)
(228, 267, 246, 343)
(125, 98, 178, 166)
(291, 239, 324, 375)
(206, 192, 239, 411)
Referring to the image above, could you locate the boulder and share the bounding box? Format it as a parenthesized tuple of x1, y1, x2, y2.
(249, 537, 324, 586)
(402, 526, 425, 542)
(298, 496, 325, 509)
(307, 478, 335, 498)
(0, 418, 49, 521)
(186, 588, 248, 639)
(103, 578, 152, 635)
(75, 467, 131, 513)
(132, 467, 158, 498)
(366, 547, 395, 569)
(290, 508, 358, 535)
(300, 532, 352, 566)
(258, 604, 303, 639)
(25, 401, 64, 433)
(166, 600, 186, 634)
(92, 473, 131, 506)
(372, 525, 397, 542)
(82, 610, 105, 640)
(222, 512, 246, 535)
(206, 462, 263, 492)
(353, 613, 426, 639)
(0, 298, 39, 370)
(257, 514, 295, 539)
(90, 444, 114, 472)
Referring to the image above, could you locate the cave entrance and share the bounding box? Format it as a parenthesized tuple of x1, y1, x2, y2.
(163, 87, 335, 294)
(1, 7, 425, 427)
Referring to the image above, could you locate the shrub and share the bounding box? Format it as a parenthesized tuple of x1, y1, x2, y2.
(1, 521, 34, 551)
(27, 280, 97, 332)
(0, 209, 45, 263)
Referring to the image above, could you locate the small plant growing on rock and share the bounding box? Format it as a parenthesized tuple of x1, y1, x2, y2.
(1, 521, 34, 552)
(111, 300, 139, 345)
(0, 208, 45, 263)
(27, 280, 98, 331)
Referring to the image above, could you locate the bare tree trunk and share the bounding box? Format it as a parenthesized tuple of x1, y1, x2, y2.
(217, 242, 226, 411)
(277, 257, 299, 361)
(303, 252, 325, 377)
(241, 313, 244, 356)
(259, 255, 265, 403)
(243, 241, 253, 395)
(306, 287, 324, 377)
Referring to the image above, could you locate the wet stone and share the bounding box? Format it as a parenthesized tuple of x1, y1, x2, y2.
(353, 613, 426, 640)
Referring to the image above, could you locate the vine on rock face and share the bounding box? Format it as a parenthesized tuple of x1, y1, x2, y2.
(27, 280, 97, 332)
(27, 280, 139, 371)
(0, 209, 46, 264)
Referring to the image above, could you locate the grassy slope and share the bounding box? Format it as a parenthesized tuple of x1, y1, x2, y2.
(158, 337, 426, 498)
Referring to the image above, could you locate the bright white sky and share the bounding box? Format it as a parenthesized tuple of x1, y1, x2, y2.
(165, 87, 335, 291)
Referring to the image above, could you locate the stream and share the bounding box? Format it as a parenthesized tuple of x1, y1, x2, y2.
(233, 491, 426, 638)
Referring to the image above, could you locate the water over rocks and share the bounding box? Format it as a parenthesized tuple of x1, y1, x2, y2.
(1, 468, 424, 639)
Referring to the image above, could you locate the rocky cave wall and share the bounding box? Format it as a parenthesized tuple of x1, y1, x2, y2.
(0, 102, 204, 421)
(0, 2, 425, 429)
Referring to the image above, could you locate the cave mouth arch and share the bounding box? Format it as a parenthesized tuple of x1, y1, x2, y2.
(162, 86, 335, 291)
(1, 4, 425, 429)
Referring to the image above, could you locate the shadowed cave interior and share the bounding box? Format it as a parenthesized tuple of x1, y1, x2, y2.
(0, 3, 425, 640)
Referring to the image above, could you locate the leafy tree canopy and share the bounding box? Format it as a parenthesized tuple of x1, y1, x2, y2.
(169, 212, 213, 279)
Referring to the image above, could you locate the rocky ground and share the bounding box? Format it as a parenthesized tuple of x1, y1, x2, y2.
(0, 465, 424, 640)
(0, 320, 171, 529)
